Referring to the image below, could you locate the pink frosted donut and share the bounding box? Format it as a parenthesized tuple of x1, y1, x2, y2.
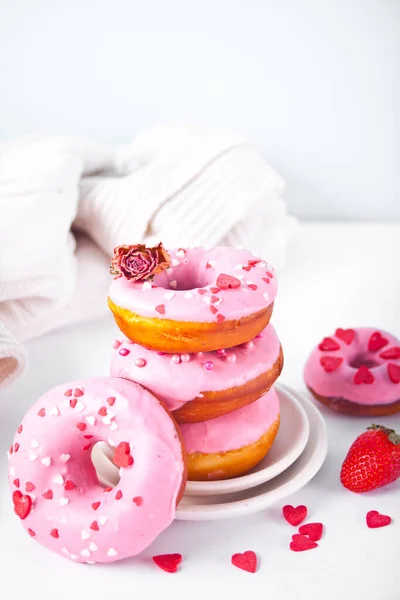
(304, 327, 400, 416)
(180, 388, 280, 480)
(108, 246, 277, 353)
(110, 324, 284, 423)
(8, 377, 187, 563)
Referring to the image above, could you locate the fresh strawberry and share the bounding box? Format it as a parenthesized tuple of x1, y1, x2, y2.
(340, 424, 400, 492)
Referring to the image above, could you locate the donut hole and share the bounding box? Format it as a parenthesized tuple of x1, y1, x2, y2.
(91, 442, 120, 488)
(349, 354, 380, 369)
(154, 264, 210, 291)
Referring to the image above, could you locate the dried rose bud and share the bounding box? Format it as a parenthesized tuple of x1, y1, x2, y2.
(110, 243, 170, 281)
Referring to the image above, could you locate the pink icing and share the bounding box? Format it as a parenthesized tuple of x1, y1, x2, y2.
(108, 246, 277, 323)
(110, 324, 281, 411)
(304, 327, 400, 405)
(180, 388, 280, 454)
(8, 378, 184, 563)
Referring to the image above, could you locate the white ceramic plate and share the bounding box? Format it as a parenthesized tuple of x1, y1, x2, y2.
(185, 384, 309, 496)
(175, 384, 328, 520)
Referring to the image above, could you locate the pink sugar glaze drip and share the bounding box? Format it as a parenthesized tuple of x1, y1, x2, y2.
(304, 327, 400, 405)
(110, 324, 281, 411)
(180, 387, 280, 454)
(108, 246, 277, 323)
(8, 377, 184, 563)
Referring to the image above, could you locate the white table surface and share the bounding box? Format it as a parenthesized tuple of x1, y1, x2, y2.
(1, 222, 399, 600)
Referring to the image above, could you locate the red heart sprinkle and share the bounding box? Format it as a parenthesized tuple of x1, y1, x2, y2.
(92, 502, 100, 511)
(9, 445, 13, 454)
(318, 337, 340, 352)
(90, 521, 99, 531)
(98, 406, 107, 416)
(262, 277, 270, 284)
(37, 408, 46, 417)
(198, 289, 207, 295)
(42, 490, 53, 499)
(388, 363, 400, 384)
(216, 314, 226, 323)
(210, 295, 219, 303)
(103, 487, 113, 492)
(231, 551, 257, 573)
(17, 425, 23, 434)
(64, 389, 73, 397)
(368, 331, 388, 352)
(354, 365, 375, 385)
(13, 479, 20, 488)
(14, 443, 20, 452)
(335, 328, 355, 345)
(107, 397, 116, 406)
(155, 304, 165, 315)
(152, 553, 182, 573)
(248, 284, 258, 291)
(298, 522, 324, 541)
(76, 422, 86, 431)
(209, 305, 218, 315)
(380, 347, 400, 360)
(28, 528, 35, 537)
(113, 441, 134, 468)
(133, 496, 143, 506)
(242, 265, 251, 272)
(248, 259, 261, 266)
(25, 482, 35, 492)
(266, 271, 273, 278)
(366, 510, 392, 528)
(50, 528, 59, 538)
(210, 287, 220, 294)
(13, 491, 32, 520)
(84, 434, 93, 439)
(115, 490, 123, 500)
(64, 480, 76, 491)
(82, 444, 92, 451)
(290, 534, 318, 552)
(282, 504, 308, 526)
(74, 388, 83, 397)
(320, 356, 343, 372)
(216, 273, 241, 290)
(69, 399, 77, 408)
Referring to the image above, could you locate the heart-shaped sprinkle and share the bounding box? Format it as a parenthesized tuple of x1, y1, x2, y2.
(60, 497, 69, 506)
(290, 534, 318, 552)
(90, 521, 99, 531)
(14, 443, 20, 452)
(335, 328, 355, 345)
(42, 490, 53, 500)
(98, 407, 107, 416)
(262, 277, 270, 283)
(298, 522, 324, 541)
(155, 304, 165, 315)
(17, 425, 23, 434)
(368, 331, 389, 352)
(133, 496, 143, 506)
(50, 528, 59, 538)
(60, 454, 70, 463)
(152, 553, 182, 573)
(210, 295, 220, 303)
(13, 479, 20, 488)
(64, 480, 76, 491)
(115, 490, 123, 500)
(248, 284, 258, 291)
(28, 529, 35, 537)
(25, 482, 35, 492)
(113, 441, 134, 468)
(13, 491, 32, 520)
(209, 305, 218, 315)
(380, 347, 400, 360)
(37, 408, 46, 417)
(64, 389, 73, 397)
(242, 265, 251, 272)
(318, 338, 340, 352)
(388, 363, 400, 384)
(231, 551, 257, 573)
(216, 273, 241, 290)
(107, 397, 116, 406)
(197, 289, 206, 295)
(82, 443, 92, 451)
(92, 502, 100, 511)
(76, 422, 86, 431)
(282, 504, 308, 526)
(320, 356, 343, 372)
(354, 365, 375, 385)
(210, 287, 220, 294)
(69, 399, 77, 408)
(366, 510, 392, 528)
(216, 314, 226, 323)
(74, 388, 84, 397)
(41, 457, 51, 466)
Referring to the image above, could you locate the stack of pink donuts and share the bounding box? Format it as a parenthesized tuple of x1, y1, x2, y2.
(8, 243, 284, 564)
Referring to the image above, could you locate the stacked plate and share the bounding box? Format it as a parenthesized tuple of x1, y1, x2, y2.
(92, 384, 328, 521)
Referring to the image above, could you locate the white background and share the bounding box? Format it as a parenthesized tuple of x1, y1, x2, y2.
(0, 0, 398, 219)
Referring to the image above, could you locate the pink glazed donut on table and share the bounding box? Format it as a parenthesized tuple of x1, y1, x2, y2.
(110, 324, 284, 423)
(304, 327, 400, 416)
(8, 378, 187, 563)
(108, 246, 278, 353)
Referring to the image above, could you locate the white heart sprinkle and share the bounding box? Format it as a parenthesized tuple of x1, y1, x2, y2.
(184, 292, 194, 299)
(60, 454, 70, 462)
(49, 407, 60, 416)
(53, 474, 64, 485)
(30, 439, 39, 448)
(107, 548, 117, 557)
(61, 548, 69, 555)
(237, 274, 245, 280)
(9, 467, 15, 476)
(259, 261, 266, 267)
(29, 451, 38, 462)
(102, 416, 113, 425)
(142, 281, 152, 291)
(169, 280, 177, 289)
(164, 291, 175, 301)
(70, 554, 79, 561)
(166, 268, 173, 274)
(41, 457, 51, 467)
(75, 402, 85, 412)
(99, 516, 108, 525)
(203, 296, 211, 305)
(89, 542, 98, 552)
(86, 416, 96, 425)
(176, 249, 185, 257)
(171, 258, 180, 267)
(81, 530, 90, 540)
(81, 549, 91, 557)
(234, 264, 243, 270)
(110, 421, 119, 431)
(60, 497, 69, 506)
(263, 292, 269, 300)
(207, 260, 216, 267)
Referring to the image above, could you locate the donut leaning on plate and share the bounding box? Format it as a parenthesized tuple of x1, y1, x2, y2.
(304, 327, 400, 416)
(108, 243, 277, 353)
(179, 387, 280, 481)
(110, 324, 283, 423)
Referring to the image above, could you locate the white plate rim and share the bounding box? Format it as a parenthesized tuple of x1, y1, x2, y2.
(185, 383, 310, 495)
